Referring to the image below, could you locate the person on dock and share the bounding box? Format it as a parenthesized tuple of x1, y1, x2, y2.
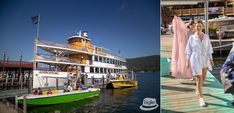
(63, 83, 68, 92)
(47, 89, 52, 95)
(33, 89, 38, 95)
(67, 84, 73, 92)
(185, 20, 214, 107)
(38, 87, 43, 95)
(186, 20, 197, 81)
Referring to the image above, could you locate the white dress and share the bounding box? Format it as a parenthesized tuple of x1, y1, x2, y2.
(185, 34, 213, 76)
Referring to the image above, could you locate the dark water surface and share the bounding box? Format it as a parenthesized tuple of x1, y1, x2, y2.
(211, 55, 228, 83)
(27, 72, 160, 113)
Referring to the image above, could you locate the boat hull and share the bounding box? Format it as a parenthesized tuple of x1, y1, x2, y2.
(106, 80, 138, 89)
(18, 89, 99, 105)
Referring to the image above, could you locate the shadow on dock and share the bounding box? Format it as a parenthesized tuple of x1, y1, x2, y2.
(161, 71, 234, 112)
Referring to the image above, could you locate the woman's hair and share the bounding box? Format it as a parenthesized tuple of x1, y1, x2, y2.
(197, 19, 204, 26)
(186, 20, 195, 29)
(189, 20, 195, 26)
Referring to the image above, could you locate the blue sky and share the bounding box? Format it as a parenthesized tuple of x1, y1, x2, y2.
(0, 0, 160, 61)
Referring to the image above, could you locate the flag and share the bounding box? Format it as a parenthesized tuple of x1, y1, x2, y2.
(31, 16, 39, 24)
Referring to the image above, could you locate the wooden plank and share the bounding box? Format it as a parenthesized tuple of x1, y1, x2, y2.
(161, 71, 234, 113)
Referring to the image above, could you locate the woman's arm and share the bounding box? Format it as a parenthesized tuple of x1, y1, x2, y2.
(207, 35, 214, 66)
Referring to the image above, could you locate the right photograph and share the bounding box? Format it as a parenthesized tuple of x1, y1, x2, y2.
(160, 0, 234, 112)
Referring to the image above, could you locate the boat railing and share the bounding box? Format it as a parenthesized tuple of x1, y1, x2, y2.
(37, 39, 126, 61)
(36, 54, 82, 64)
(37, 39, 90, 53)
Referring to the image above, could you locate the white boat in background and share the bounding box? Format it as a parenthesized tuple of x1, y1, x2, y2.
(33, 31, 128, 89)
(209, 15, 234, 27)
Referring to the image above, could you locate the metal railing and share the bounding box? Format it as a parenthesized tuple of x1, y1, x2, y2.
(36, 54, 82, 64)
(37, 39, 126, 61)
(37, 39, 90, 53)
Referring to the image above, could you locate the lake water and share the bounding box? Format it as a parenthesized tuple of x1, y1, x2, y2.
(26, 72, 160, 113)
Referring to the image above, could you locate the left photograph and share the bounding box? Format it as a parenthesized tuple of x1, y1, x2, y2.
(0, 0, 160, 113)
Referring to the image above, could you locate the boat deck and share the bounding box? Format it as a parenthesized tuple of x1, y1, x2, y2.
(161, 71, 234, 113)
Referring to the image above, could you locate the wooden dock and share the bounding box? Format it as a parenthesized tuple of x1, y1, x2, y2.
(161, 67, 234, 112)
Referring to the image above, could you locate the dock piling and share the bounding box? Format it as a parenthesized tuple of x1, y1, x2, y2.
(23, 95, 27, 113)
(91, 76, 94, 85)
(102, 75, 104, 88)
(5, 71, 9, 87)
(56, 78, 58, 90)
(15, 95, 18, 110)
(11, 73, 14, 86)
(28, 72, 32, 93)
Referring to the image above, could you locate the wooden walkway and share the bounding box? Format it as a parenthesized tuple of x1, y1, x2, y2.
(161, 71, 234, 113)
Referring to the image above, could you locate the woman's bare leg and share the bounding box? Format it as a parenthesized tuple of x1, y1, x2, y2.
(202, 68, 207, 82)
(196, 75, 203, 98)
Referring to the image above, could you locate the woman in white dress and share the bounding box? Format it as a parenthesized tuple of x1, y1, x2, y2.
(185, 20, 214, 107)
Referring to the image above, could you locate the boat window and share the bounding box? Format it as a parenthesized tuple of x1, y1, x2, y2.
(81, 66, 85, 73)
(104, 68, 107, 73)
(95, 67, 99, 73)
(94, 56, 98, 61)
(107, 58, 110, 63)
(90, 67, 94, 73)
(100, 68, 103, 73)
(110, 59, 113, 64)
(99, 56, 102, 62)
(103, 57, 106, 63)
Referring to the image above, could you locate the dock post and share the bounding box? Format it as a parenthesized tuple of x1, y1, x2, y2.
(23, 95, 27, 113)
(19, 54, 23, 89)
(102, 75, 104, 88)
(15, 95, 18, 110)
(91, 76, 94, 85)
(11, 72, 14, 86)
(2, 52, 6, 82)
(56, 78, 58, 90)
(28, 71, 32, 93)
(5, 71, 9, 88)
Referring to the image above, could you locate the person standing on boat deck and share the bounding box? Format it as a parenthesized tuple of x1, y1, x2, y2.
(185, 20, 214, 107)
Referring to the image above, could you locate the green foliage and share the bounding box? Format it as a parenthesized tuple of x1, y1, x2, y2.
(126, 55, 160, 72)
